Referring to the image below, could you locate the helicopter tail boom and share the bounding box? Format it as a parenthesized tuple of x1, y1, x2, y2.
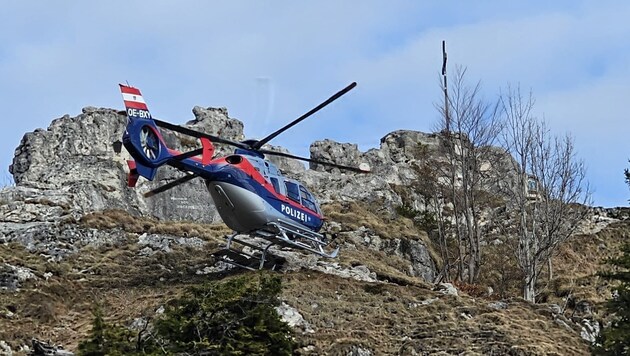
(120, 84, 216, 174)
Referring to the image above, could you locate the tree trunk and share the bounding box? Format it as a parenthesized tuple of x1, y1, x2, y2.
(523, 252, 537, 302)
(523, 275, 536, 302)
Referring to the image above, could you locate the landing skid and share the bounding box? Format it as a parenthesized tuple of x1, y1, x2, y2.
(216, 219, 339, 270)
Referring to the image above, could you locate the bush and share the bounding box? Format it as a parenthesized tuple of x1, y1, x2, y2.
(78, 306, 139, 356)
(592, 244, 630, 355)
(78, 272, 295, 355)
(156, 272, 295, 355)
(395, 204, 439, 232)
(414, 210, 439, 232)
(396, 203, 420, 219)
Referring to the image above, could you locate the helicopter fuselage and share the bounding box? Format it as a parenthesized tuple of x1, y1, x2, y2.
(122, 117, 324, 234)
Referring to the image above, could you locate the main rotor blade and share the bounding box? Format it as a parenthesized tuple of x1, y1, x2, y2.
(153, 119, 250, 149)
(170, 148, 203, 161)
(144, 173, 198, 198)
(252, 82, 357, 150)
(259, 148, 370, 173)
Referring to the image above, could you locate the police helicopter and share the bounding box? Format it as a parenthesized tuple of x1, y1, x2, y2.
(118, 82, 369, 269)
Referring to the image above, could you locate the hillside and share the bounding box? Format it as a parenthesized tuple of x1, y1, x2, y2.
(0, 106, 625, 355)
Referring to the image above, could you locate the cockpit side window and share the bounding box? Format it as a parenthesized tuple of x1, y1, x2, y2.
(270, 177, 281, 194)
(285, 182, 301, 203)
(299, 185, 317, 213)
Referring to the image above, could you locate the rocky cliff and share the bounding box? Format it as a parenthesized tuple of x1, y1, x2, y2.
(0, 105, 617, 355)
(6, 106, 443, 280)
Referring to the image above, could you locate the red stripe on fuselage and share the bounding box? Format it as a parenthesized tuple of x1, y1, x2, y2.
(163, 147, 322, 219)
(230, 157, 323, 219)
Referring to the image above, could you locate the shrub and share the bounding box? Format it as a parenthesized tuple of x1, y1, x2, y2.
(78, 306, 140, 356)
(396, 203, 419, 219)
(78, 273, 295, 355)
(156, 272, 295, 355)
(592, 244, 630, 355)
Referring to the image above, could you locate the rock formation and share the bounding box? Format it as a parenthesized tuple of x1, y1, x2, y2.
(7, 105, 441, 275)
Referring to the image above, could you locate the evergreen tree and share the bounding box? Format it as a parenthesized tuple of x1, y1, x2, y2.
(592, 167, 630, 354)
(77, 272, 294, 355)
(78, 306, 140, 356)
(155, 272, 294, 355)
(593, 244, 630, 354)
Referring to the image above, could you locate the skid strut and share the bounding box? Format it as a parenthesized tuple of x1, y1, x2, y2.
(216, 219, 339, 270)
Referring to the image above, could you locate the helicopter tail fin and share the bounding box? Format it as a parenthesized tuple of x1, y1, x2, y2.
(120, 84, 152, 120)
(119, 84, 168, 179)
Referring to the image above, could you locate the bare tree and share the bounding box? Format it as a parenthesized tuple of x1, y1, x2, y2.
(434, 66, 503, 283)
(499, 85, 591, 302)
(410, 150, 455, 282)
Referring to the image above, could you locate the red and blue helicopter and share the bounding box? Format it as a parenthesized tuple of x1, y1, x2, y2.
(118, 82, 369, 269)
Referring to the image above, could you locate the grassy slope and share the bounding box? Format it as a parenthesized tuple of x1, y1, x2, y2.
(2, 210, 624, 354)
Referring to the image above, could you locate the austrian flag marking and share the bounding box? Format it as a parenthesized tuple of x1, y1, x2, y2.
(122, 93, 146, 103)
(120, 84, 149, 111)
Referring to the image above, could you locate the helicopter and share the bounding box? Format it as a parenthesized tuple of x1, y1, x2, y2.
(118, 82, 369, 269)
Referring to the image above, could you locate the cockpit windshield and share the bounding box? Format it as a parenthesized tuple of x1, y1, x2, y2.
(284, 181, 320, 214)
(299, 185, 319, 213)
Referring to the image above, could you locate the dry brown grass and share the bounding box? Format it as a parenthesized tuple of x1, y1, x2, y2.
(0, 236, 228, 352)
(322, 202, 421, 241)
(540, 220, 630, 307)
(0, 227, 596, 355)
(80, 209, 231, 245)
(281, 272, 590, 355)
(322, 201, 442, 273)
(3, 207, 625, 354)
(338, 247, 430, 287)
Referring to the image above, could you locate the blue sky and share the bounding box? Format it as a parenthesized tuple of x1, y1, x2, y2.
(1, 1, 629, 207)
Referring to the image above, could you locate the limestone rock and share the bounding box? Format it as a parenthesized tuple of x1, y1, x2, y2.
(137, 233, 206, 255)
(275, 302, 314, 333)
(342, 227, 436, 282)
(309, 139, 364, 173)
(488, 301, 508, 310)
(580, 319, 600, 343)
(346, 346, 373, 356)
(29, 339, 74, 356)
(0, 341, 11, 356)
(0, 263, 36, 291)
(264, 144, 306, 174)
(8, 109, 449, 282)
(9, 107, 246, 223)
(435, 282, 458, 297)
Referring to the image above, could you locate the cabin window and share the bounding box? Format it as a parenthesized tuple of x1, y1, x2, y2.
(285, 182, 301, 203)
(270, 177, 280, 194)
(299, 185, 317, 212)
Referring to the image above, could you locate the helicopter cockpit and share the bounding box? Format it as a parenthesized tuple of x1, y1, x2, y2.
(283, 179, 320, 214)
(243, 153, 321, 215)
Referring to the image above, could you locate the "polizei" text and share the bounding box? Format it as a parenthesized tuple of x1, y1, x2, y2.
(281, 204, 309, 223)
